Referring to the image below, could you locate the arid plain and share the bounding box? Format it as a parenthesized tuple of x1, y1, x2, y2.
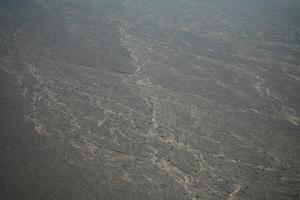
(0, 0, 300, 199)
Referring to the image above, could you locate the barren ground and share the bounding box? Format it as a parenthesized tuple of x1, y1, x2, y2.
(0, 0, 300, 199)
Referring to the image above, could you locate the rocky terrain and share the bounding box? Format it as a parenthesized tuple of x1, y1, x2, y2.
(0, 0, 300, 199)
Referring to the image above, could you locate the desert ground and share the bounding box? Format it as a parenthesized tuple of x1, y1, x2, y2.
(0, 0, 300, 199)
